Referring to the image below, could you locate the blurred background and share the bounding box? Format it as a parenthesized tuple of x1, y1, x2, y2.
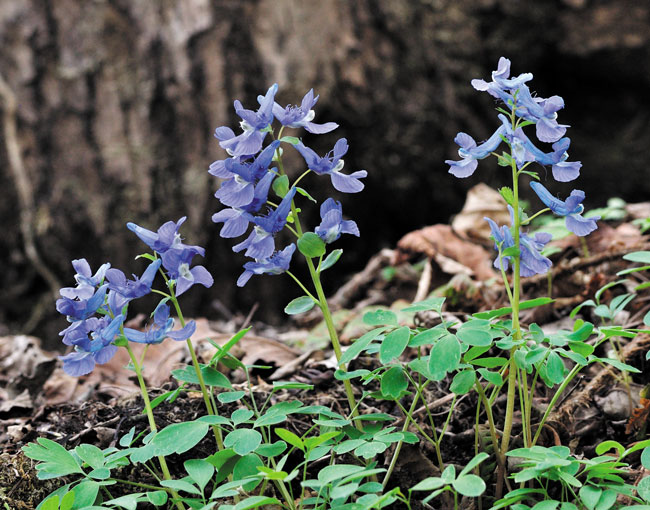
(1, 0, 649, 349)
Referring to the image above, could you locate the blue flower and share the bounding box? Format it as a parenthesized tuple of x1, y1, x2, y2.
(123, 303, 196, 344)
(271, 89, 338, 134)
(161, 247, 213, 297)
(214, 141, 280, 207)
(471, 57, 533, 102)
(105, 259, 161, 301)
(56, 283, 108, 321)
(58, 314, 125, 376)
(485, 206, 552, 277)
(233, 187, 297, 259)
(212, 172, 276, 238)
(446, 127, 506, 178)
(294, 139, 367, 193)
(515, 86, 568, 143)
(530, 181, 599, 236)
(58, 259, 110, 301)
(218, 84, 278, 157)
(315, 198, 360, 243)
(237, 244, 296, 287)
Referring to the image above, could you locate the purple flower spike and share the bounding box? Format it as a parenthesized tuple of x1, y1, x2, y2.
(124, 303, 196, 344)
(237, 244, 296, 287)
(315, 198, 360, 243)
(271, 89, 338, 134)
(294, 139, 367, 193)
(530, 181, 599, 236)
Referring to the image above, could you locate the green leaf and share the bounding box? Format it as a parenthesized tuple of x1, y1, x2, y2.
(318, 464, 366, 485)
(233, 454, 263, 491)
(473, 297, 554, 320)
(145, 491, 168, 506)
(363, 309, 398, 326)
(75, 444, 105, 470)
(224, 429, 263, 456)
(272, 381, 314, 390)
(184, 458, 214, 492)
(218, 390, 246, 403)
(409, 327, 446, 347)
(401, 297, 445, 313)
(285, 296, 317, 315)
(160, 479, 202, 496)
(151, 420, 210, 456)
(450, 370, 475, 395)
(71, 480, 99, 509)
(593, 356, 641, 373)
(172, 364, 232, 388)
(428, 334, 460, 380)
(623, 251, 650, 264)
(272, 174, 290, 198)
(380, 366, 408, 399)
(477, 368, 503, 386)
(457, 328, 493, 346)
(411, 476, 446, 491)
(234, 496, 281, 510)
(22, 438, 83, 480)
(379, 326, 411, 363)
(104, 494, 145, 510)
(274, 428, 304, 451)
(320, 249, 343, 272)
(298, 232, 326, 258)
(295, 186, 317, 203)
(339, 327, 386, 365)
(279, 136, 300, 145)
(637, 476, 650, 502)
(231, 408, 254, 426)
(459, 452, 490, 477)
(642, 447, 650, 470)
(499, 186, 514, 205)
(255, 441, 287, 457)
(545, 351, 565, 384)
(453, 474, 486, 497)
(355, 441, 388, 459)
(580, 485, 603, 510)
(119, 427, 136, 447)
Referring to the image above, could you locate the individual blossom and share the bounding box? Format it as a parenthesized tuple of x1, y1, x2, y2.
(58, 259, 110, 300)
(214, 141, 280, 207)
(315, 198, 360, 243)
(127, 217, 202, 257)
(105, 259, 162, 301)
(212, 172, 276, 238)
(123, 303, 196, 344)
(485, 206, 552, 277)
(294, 139, 367, 193)
(530, 181, 599, 236)
(237, 244, 296, 287)
(471, 57, 533, 103)
(56, 283, 108, 321)
(515, 86, 568, 143)
(217, 84, 278, 157)
(58, 314, 125, 376)
(271, 89, 338, 134)
(233, 187, 297, 260)
(446, 127, 506, 178)
(161, 247, 214, 297)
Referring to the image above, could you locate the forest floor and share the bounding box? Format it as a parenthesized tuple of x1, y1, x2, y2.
(3, 186, 650, 510)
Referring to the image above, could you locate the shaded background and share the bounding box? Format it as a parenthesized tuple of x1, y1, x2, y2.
(1, 0, 649, 349)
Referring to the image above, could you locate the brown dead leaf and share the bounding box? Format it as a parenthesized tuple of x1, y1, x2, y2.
(627, 397, 650, 434)
(451, 183, 510, 242)
(395, 224, 496, 280)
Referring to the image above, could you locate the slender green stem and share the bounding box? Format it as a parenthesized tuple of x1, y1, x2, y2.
(286, 271, 318, 302)
(169, 294, 225, 451)
(520, 208, 550, 226)
(111, 478, 173, 492)
(125, 344, 185, 510)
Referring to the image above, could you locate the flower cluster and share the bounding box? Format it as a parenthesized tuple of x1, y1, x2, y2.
(447, 57, 599, 276)
(211, 85, 363, 286)
(56, 220, 211, 376)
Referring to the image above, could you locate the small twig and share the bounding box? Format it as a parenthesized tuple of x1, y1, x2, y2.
(414, 257, 433, 302)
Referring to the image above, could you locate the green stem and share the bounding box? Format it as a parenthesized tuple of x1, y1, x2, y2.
(111, 478, 173, 492)
(520, 208, 550, 226)
(125, 345, 185, 510)
(169, 295, 225, 451)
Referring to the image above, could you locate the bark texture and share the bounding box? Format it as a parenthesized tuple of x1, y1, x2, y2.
(1, 0, 649, 345)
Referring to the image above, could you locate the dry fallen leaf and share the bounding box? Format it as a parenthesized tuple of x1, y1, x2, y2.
(451, 183, 510, 242)
(395, 224, 496, 280)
